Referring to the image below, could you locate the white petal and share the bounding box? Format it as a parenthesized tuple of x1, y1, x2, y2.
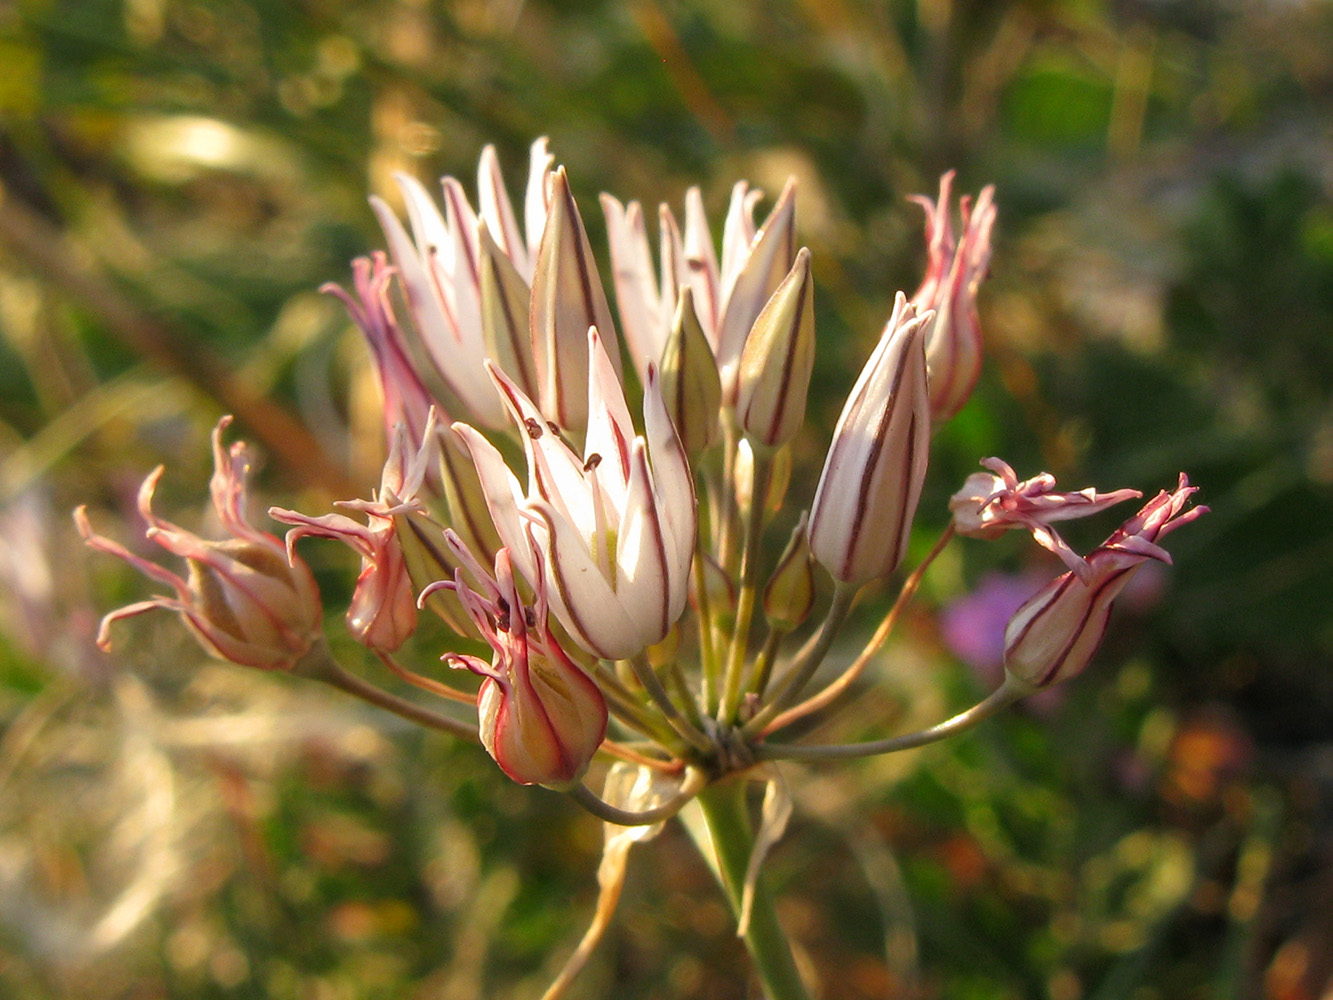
(450, 423, 535, 582)
(601, 194, 661, 381)
(614, 440, 671, 642)
(584, 327, 637, 488)
(524, 137, 554, 273)
(529, 502, 647, 661)
(643, 365, 696, 614)
(478, 144, 529, 279)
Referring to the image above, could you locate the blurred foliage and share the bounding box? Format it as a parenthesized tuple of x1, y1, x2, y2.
(2, 0, 1332, 998)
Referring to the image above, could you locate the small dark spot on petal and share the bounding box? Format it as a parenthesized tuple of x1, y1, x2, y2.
(524, 418, 544, 439)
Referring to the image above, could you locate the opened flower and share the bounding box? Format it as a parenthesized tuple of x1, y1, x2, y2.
(950, 457, 1143, 581)
(910, 171, 997, 422)
(75, 417, 322, 670)
(372, 140, 553, 428)
(271, 417, 440, 652)
(1004, 475, 1208, 690)
(441, 540, 607, 788)
(454, 328, 696, 661)
(602, 177, 796, 398)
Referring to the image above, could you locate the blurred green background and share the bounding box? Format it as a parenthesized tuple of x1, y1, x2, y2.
(2, 0, 1331, 997)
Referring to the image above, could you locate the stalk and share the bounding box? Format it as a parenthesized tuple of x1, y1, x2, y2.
(694, 780, 812, 1000)
(718, 452, 773, 723)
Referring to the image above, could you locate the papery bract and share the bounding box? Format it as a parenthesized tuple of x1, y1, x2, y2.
(1004, 475, 1208, 690)
(75, 417, 322, 670)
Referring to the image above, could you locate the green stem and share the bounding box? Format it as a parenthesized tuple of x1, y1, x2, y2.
(741, 583, 857, 738)
(292, 643, 478, 742)
(627, 653, 714, 755)
(746, 627, 786, 701)
(693, 544, 721, 714)
(694, 781, 812, 1000)
(719, 451, 773, 724)
(754, 680, 1023, 762)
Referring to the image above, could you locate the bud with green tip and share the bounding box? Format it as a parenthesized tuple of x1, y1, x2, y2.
(530, 166, 622, 431)
(659, 286, 723, 456)
(735, 247, 815, 449)
(763, 512, 816, 632)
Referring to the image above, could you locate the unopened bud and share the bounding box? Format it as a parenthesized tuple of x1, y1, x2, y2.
(478, 221, 539, 400)
(809, 294, 932, 584)
(763, 513, 816, 631)
(735, 247, 815, 449)
(530, 166, 621, 431)
(659, 287, 722, 455)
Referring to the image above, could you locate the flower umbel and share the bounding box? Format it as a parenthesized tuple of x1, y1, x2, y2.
(1004, 475, 1209, 691)
(76, 416, 322, 670)
(77, 143, 1210, 1000)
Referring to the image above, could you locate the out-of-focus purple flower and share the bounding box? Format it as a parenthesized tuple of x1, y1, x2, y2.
(909, 172, 996, 423)
(272, 417, 440, 652)
(441, 542, 607, 789)
(1004, 475, 1208, 691)
(950, 457, 1143, 582)
(76, 418, 323, 671)
(940, 570, 1051, 679)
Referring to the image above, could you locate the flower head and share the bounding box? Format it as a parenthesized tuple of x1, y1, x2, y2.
(454, 329, 696, 660)
(909, 172, 996, 422)
(443, 542, 607, 788)
(950, 457, 1143, 581)
(76, 417, 323, 670)
(1003, 475, 1208, 690)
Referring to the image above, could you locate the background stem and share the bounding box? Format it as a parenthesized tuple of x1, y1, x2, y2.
(694, 781, 813, 1000)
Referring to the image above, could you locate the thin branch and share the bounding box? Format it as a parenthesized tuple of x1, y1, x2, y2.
(760, 524, 955, 734)
(754, 681, 1022, 762)
(566, 768, 708, 827)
